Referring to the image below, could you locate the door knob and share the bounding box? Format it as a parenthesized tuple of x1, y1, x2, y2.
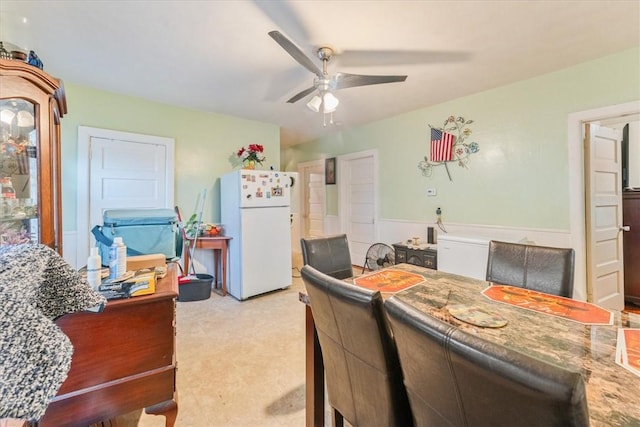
(620, 225, 631, 232)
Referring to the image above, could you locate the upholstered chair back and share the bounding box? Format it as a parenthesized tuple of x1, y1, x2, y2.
(385, 297, 589, 427)
(301, 265, 413, 427)
(301, 234, 353, 279)
(486, 240, 575, 297)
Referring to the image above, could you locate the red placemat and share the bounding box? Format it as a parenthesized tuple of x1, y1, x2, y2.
(354, 269, 424, 293)
(616, 328, 640, 377)
(482, 285, 613, 325)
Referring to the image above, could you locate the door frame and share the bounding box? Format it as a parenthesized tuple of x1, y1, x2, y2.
(297, 159, 325, 239)
(568, 100, 640, 302)
(338, 149, 379, 261)
(75, 126, 175, 266)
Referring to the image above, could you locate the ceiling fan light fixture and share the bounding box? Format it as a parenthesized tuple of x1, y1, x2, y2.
(269, 30, 410, 129)
(306, 95, 322, 113)
(323, 92, 339, 113)
(306, 92, 339, 114)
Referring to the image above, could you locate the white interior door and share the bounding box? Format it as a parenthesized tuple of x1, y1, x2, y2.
(307, 172, 325, 237)
(585, 123, 625, 310)
(89, 136, 168, 215)
(76, 127, 174, 268)
(339, 150, 377, 269)
(298, 161, 325, 239)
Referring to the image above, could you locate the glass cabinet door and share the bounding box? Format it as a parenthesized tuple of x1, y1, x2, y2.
(0, 97, 39, 246)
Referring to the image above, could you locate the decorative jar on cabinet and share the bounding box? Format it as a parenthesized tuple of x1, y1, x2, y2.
(0, 58, 67, 253)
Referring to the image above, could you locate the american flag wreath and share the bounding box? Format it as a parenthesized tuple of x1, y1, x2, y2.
(418, 115, 480, 181)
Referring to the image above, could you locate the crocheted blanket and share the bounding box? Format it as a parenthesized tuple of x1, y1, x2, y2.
(0, 244, 106, 421)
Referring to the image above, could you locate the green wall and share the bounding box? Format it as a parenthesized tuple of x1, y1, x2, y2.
(282, 47, 640, 230)
(60, 46, 639, 235)
(61, 83, 280, 231)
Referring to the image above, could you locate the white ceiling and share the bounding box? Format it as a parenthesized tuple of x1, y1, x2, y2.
(1, 1, 639, 147)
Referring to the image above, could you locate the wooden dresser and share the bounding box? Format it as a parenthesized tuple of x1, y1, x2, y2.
(623, 191, 640, 305)
(392, 242, 437, 270)
(39, 263, 179, 426)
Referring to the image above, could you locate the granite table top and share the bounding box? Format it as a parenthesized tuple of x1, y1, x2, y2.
(383, 263, 640, 427)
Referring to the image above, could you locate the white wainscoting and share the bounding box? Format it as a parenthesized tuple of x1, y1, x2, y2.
(377, 219, 573, 248)
(322, 216, 572, 252)
(68, 214, 578, 295)
(63, 231, 78, 268)
(373, 219, 585, 300)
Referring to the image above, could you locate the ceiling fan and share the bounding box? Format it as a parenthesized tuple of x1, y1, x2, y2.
(268, 30, 407, 115)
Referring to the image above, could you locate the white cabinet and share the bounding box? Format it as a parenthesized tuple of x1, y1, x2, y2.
(437, 235, 489, 280)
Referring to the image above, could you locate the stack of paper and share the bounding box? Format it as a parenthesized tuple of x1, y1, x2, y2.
(98, 268, 156, 300)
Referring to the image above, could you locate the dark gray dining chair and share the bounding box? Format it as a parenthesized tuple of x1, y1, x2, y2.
(300, 234, 353, 279)
(486, 240, 575, 297)
(300, 265, 413, 427)
(385, 297, 589, 427)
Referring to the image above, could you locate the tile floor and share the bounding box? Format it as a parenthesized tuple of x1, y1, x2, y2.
(119, 254, 318, 427)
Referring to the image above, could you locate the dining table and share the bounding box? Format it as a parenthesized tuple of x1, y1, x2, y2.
(300, 263, 640, 427)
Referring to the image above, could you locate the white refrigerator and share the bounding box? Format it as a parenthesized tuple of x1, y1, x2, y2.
(221, 169, 293, 300)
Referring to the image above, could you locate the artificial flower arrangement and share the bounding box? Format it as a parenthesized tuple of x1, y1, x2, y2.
(236, 144, 266, 167)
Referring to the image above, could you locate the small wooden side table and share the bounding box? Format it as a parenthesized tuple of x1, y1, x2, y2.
(183, 236, 232, 296)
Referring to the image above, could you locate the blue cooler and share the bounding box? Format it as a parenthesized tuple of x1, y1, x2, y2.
(92, 208, 182, 265)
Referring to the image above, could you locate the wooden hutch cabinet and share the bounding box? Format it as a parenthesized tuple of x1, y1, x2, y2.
(623, 191, 640, 305)
(1, 59, 178, 426)
(0, 58, 66, 254)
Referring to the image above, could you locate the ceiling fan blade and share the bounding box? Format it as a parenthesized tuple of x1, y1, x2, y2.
(337, 50, 473, 67)
(255, 2, 311, 50)
(332, 73, 407, 90)
(269, 31, 323, 78)
(286, 86, 317, 103)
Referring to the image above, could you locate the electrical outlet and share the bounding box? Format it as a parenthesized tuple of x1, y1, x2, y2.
(426, 188, 437, 196)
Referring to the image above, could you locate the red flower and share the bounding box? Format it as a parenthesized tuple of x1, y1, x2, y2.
(236, 144, 266, 165)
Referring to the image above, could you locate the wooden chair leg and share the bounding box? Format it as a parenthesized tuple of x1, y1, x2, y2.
(304, 302, 325, 427)
(332, 408, 344, 427)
